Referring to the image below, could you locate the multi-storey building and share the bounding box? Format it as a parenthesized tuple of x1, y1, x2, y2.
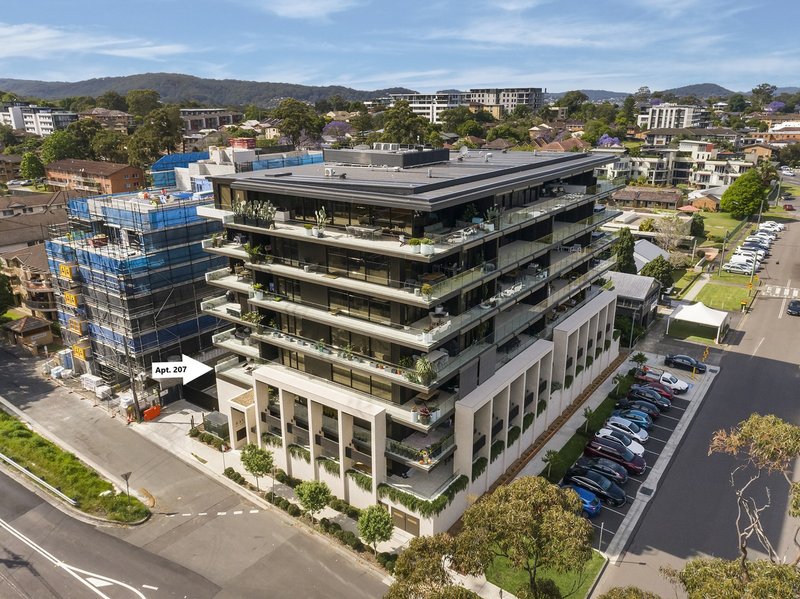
(45, 159, 145, 195)
(180, 108, 243, 133)
(637, 103, 710, 130)
(389, 88, 544, 124)
(0, 244, 58, 321)
(45, 190, 227, 410)
(199, 146, 622, 534)
(79, 107, 135, 133)
(0, 155, 22, 183)
(0, 104, 78, 136)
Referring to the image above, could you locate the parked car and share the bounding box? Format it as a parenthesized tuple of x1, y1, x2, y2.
(787, 300, 800, 316)
(740, 243, 770, 256)
(734, 248, 765, 260)
(563, 468, 627, 507)
(606, 416, 649, 443)
(743, 238, 771, 250)
(665, 354, 707, 373)
(560, 483, 602, 518)
(627, 386, 672, 411)
(724, 262, 755, 275)
(636, 367, 689, 394)
(630, 381, 674, 401)
(785, 204, 796, 211)
(762, 220, 785, 230)
(595, 428, 645, 457)
(745, 234, 772, 244)
(612, 408, 653, 431)
(615, 398, 660, 419)
(573, 456, 629, 486)
(584, 436, 647, 475)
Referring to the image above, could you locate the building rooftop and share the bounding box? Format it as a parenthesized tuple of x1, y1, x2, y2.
(214, 148, 615, 211)
(0, 243, 49, 273)
(45, 159, 136, 176)
(3, 316, 51, 334)
(606, 271, 659, 301)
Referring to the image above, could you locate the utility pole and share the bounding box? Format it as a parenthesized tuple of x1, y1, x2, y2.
(123, 336, 142, 422)
(717, 229, 729, 276)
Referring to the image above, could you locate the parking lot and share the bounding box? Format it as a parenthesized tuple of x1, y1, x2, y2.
(584, 371, 707, 552)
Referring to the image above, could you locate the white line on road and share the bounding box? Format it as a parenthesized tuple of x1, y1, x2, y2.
(603, 506, 628, 517)
(142, 584, 159, 590)
(217, 512, 227, 516)
(626, 495, 638, 502)
(233, 510, 243, 515)
(647, 436, 669, 443)
(778, 279, 792, 319)
(652, 424, 675, 432)
(591, 522, 617, 533)
(198, 512, 207, 516)
(659, 414, 681, 422)
(181, 513, 192, 517)
(669, 405, 686, 412)
(249, 509, 259, 514)
(644, 450, 661, 457)
(752, 336, 765, 356)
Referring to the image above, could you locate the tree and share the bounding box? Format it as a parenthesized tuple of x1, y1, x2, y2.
(689, 213, 705, 237)
(19, 152, 44, 180)
(67, 118, 103, 158)
(349, 110, 373, 136)
(385, 534, 462, 599)
(453, 476, 593, 597)
(720, 169, 769, 219)
(91, 130, 128, 163)
(727, 93, 748, 113)
(127, 106, 182, 168)
(750, 83, 777, 111)
(542, 449, 560, 479)
(557, 91, 589, 117)
(633, 86, 651, 102)
(638, 218, 655, 232)
(779, 143, 800, 167)
(598, 587, 662, 599)
(272, 98, 323, 149)
(653, 214, 687, 253)
(0, 124, 18, 149)
(239, 443, 272, 492)
(379, 100, 429, 145)
(439, 106, 473, 133)
(613, 228, 637, 274)
(243, 104, 265, 121)
(0, 273, 14, 315)
(126, 89, 161, 117)
(357, 505, 393, 553)
(457, 119, 483, 138)
(40, 130, 84, 164)
(617, 96, 637, 127)
(96, 90, 127, 112)
(664, 558, 800, 599)
(294, 480, 331, 520)
(640, 255, 673, 289)
(630, 352, 648, 369)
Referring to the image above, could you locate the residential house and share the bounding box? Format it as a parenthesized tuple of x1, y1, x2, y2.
(0, 104, 78, 136)
(643, 127, 740, 148)
(743, 143, 776, 163)
(633, 239, 670, 273)
(0, 191, 71, 253)
(79, 107, 135, 133)
(0, 155, 23, 184)
(539, 138, 591, 152)
(2, 316, 53, 355)
(605, 271, 660, 329)
(610, 187, 683, 210)
(390, 88, 544, 124)
(198, 145, 623, 535)
(688, 186, 727, 212)
(180, 108, 243, 133)
(45, 159, 145, 195)
(0, 244, 57, 321)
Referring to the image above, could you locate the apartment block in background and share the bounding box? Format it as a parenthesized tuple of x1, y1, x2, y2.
(45, 159, 145, 195)
(199, 146, 622, 535)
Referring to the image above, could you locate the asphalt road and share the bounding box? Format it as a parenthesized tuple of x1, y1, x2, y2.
(0, 468, 216, 599)
(595, 215, 800, 597)
(0, 349, 388, 599)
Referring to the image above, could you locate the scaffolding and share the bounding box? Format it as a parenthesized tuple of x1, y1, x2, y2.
(46, 189, 227, 405)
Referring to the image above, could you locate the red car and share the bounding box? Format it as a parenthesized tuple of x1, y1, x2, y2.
(633, 372, 674, 398)
(785, 204, 795, 211)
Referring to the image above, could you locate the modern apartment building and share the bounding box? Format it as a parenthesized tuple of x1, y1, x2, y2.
(390, 88, 545, 124)
(198, 146, 622, 534)
(637, 103, 710, 130)
(45, 190, 227, 409)
(0, 104, 78, 136)
(180, 108, 243, 133)
(45, 159, 145, 195)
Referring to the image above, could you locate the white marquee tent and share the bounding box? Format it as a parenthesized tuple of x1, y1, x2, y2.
(666, 301, 731, 343)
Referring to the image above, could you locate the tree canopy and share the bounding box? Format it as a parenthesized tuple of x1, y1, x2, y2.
(294, 480, 331, 519)
(19, 152, 44, 179)
(96, 90, 128, 112)
(357, 505, 393, 553)
(239, 443, 273, 491)
(720, 169, 769, 219)
(126, 89, 161, 117)
(0, 273, 14, 315)
(378, 100, 430, 145)
(40, 130, 85, 164)
(127, 106, 182, 168)
(639, 255, 673, 289)
(272, 98, 324, 149)
(613, 228, 637, 274)
(385, 534, 463, 599)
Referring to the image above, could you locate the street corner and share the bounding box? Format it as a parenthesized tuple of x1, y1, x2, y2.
(139, 488, 156, 508)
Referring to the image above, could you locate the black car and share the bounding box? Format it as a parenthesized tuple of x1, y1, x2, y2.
(788, 300, 800, 316)
(563, 468, 626, 506)
(665, 354, 708, 373)
(615, 398, 660, 419)
(627, 387, 671, 411)
(573, 456, 629, 486)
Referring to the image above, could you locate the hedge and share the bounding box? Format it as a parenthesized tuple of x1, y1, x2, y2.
(522, 412, 535, 432)
(377, 475, 468, 518)
(507, 425, 521, 447)
(472, 456, 488, 481)
(490, 440, 505, 463)
(317, 456, 341, 477)
(287, 444, 311, 463)
(346, 469, 373, 492)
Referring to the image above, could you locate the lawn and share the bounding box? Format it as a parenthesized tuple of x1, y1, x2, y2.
(709, 270, 753, 285)
(665, 320, 719, 345)
(672, 269, 700, 298)
(694, 283, 750, 312)
(696, 211, 744, 244)
(0, 409, 150, 522)
(486, 549, 606, 599)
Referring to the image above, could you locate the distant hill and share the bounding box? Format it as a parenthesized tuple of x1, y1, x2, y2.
(775, 87, 800, 95)
(658, 83, 734, 98)
(545, 89, 630, 102)
(0, 73, 416, 107)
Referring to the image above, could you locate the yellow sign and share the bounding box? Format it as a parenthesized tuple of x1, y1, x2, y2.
(59, 263, 74, 279)
(72, 344, 89, 360)
(64, 291, 79, 308)
(68, 319, 85, 335)
(748, 282, 753, 289)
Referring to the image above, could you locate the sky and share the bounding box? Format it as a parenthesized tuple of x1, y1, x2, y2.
(1, 0, 799, 94)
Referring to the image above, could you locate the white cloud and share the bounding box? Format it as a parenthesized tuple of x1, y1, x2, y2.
(493, 0, 550, 11)
(0, 22, 188, 61)
(235, 0, 361, 19)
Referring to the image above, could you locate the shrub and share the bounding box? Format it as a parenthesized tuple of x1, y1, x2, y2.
(523, 412, 535, 432)
(565, 374, 574, 388)
(287, 504, 302, 517)
(472, 456, 488, 481)
(329, 497, 361, 520)
(189, 427, 200, 438)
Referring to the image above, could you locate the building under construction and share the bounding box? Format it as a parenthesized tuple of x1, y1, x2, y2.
(45, 189, 227, 408)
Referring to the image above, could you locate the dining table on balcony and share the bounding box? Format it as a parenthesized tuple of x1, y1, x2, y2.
(351, 225, 383, 240)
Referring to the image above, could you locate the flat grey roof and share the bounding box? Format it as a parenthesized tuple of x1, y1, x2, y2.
(212, 150, 616, 211)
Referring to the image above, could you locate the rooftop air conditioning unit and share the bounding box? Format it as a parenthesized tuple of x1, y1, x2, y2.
(324, 167, 335, 177)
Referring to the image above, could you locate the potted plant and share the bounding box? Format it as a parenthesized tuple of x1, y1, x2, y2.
(418, 405, 431, 425)
(411, 405, 419, 423)
(243, 242, 262, 264)
(304, 223, 313, 236)
(420, 283, 433, 300)
(415, 357, 437, 386)
(252, 282, 264, 300)
(211, 232, 224, 248)
(314, 206, 328, 237)
(420, 238, 434, 256)
(232, 199, 245, 224)
(408, 238, 421, 254)
(258, 200, 277, 229)
(485, 205, 500, 232)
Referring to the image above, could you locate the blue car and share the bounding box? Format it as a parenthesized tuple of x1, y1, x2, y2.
(561, 483, 602, 518)
(612, 408, 653, 431)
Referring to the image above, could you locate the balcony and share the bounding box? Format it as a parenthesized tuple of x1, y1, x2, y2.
(196, 205, 234, 224)
(205, 267, 253, 294)
(23, 299, 57, 311)
(491, 418, 505, 438)
(315, 433, 340, 457)
(201, 296, 250, 326)
(23, 280, 54, 292)
(214, 355, 259, 386)
(201, 238, 248, 260)
(473, 433, 486, 454)
(385, 429, 455, 472)
(383, 465, 461, 503)
(212, 327, 260, 359)
(260, 409, 281, 430)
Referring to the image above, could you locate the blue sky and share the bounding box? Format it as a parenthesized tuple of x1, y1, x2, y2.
(2, 0, 798, 93)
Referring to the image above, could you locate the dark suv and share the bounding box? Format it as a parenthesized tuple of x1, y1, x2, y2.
(627, 386, 671, 411)
(584, 437, 646, 475)
(573, 456, 628, 486)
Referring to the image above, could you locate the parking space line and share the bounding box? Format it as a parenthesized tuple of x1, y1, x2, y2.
(668, 405, 686, 412)
(647, 436, 669, 443)
(603, 506, 628, 517)
(659, 414, 681, 422)
(652, 424, 675, 432)
(644, 449, 661, 456)
(626, 495, 638, 502)
(591, 522, 617, 533)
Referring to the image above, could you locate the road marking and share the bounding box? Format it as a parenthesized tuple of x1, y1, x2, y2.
(652, 424, 675, 432)
(647, 436, 668, 443)
(779, 279, 792, 319)
(668, 405, 685, 412)
(142, 585, 159, 590)
(249, 509, 259, 514)
(198, 512, 207, 516)
(753, 337, 765, 356)
(591, 522, 617, 533)
(217, 511, 227, 516)
(87, 577, 113, 588)
(233, 510, 243, 515)
(603, 506, 628, 517)
(644, 450, 661, 457)
(0, 517, 147, 599)
(626, 495, 638, 502)
(181, 513, 191, 516)
(659, 414, 681, 422)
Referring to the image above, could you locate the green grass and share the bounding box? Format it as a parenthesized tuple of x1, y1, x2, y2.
(486, 549, 606, 598)
(694, 283, 750, 312)
(696, 211, 744, 243)
(709, 270, 752, 284)
(672, 269, 700, 297)
(666, 320, 719, 345)
(0, 409, 149, 522)
(781, 182, 800, 197)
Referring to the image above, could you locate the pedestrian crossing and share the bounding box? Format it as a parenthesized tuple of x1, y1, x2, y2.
(761, 285, 800, 298)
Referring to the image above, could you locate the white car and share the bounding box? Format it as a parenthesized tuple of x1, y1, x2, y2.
(724, 262, 754, 274)
(606, 416, 649, 444)
(734, 248, 765, 260)
(752, 231, 776, 241)
(596, 428, 645, 457)
(762, 220, 785, 230)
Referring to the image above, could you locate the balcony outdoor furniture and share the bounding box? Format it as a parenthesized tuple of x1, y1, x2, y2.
(420, 272, 447, 285)
(352, 225, 382, 240)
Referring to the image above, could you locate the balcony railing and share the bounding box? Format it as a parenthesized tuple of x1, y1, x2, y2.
(385, 432, 455, 470)
(23, 299, 57, 310)
(491, 419, 505, 438)
(212, 328, 260, 359)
